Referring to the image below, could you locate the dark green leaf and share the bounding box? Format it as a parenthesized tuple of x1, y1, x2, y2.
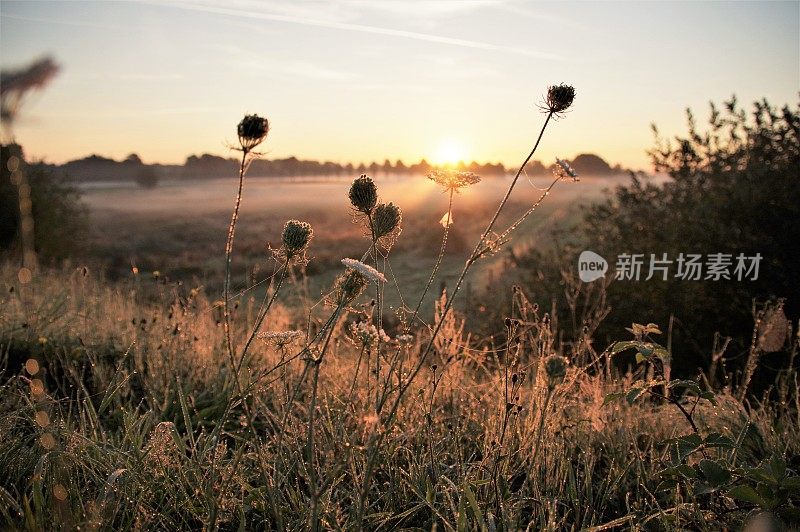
(727, 485, 768, 507)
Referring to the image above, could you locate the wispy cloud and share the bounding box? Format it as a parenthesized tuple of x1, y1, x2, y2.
(339, 0, 502, 18)
(155, 1, 561, 60)
(202, 42, 357, 81)
(0, 12, 127, 32)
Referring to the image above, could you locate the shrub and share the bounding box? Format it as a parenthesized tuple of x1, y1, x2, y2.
(505, 97, 799, 380)
(1, 144, 87, 262)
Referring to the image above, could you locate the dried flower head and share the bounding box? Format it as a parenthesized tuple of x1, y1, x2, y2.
(349, 174, 378, 214)
(349, 321, 390, 348)
(237, 114, 270, 151)
(542, 84, 575, 115)
(257, 330, 304, 347)
(372, 202, 402, 249)
(396, 333, 414, 344)
(145, 421, 180, 474)
(373, 202, 401, 238)
(554, 157, 579, 181)
(758, 304, 789, 353)
(1, 57, 59, 125)
(282, 220, 313, 258)
(427, 169, 481, 193)
(341, 258, 387, 283)
(543, 354, 568, 388)
(332, 268, 368, 305)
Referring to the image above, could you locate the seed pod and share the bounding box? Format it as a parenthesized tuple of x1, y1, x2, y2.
(758, 305, 789, 352)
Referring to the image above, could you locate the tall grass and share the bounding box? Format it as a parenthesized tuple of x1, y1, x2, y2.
(1, 86, 798, 530)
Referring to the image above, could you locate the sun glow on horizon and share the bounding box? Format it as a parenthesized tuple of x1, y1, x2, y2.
(433, 139, 467, 166)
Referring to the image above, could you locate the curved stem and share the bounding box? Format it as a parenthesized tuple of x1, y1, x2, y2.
(235, 257, 290, 373)
(223, 149, 249, 371)
(354, 111, 556, 527)
(405, 189, 454, 332)
(210, 148, 248, 531)
(394, 111, 554, 417)
(366, 214, 384, 409)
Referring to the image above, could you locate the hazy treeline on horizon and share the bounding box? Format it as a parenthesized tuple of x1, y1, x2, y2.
(27, 148, 626, 183)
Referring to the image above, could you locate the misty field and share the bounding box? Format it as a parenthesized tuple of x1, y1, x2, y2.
(80, 174, 619, 320)
(2, 165, 798, 530)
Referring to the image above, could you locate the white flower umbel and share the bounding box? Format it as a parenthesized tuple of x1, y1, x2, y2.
(554, 157, 579, 181)
(257, 330, 304, 346)
(350, 321, 391, 348)
(341, 258, 387, 283)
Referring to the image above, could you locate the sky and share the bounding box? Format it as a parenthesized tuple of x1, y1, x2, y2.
(1, 0, 798, 169)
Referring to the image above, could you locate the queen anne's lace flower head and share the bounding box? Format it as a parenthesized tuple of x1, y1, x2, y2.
(426, 169, 481, 193)
(257, 330, 304, 347)
(554, 158, 579, 182)
(542, 84, 575, 116)
(349, 174, 378, 214)
(341, 258, 387, 283)
(349, 321, 390, 348)
(237, 114, 270, 152)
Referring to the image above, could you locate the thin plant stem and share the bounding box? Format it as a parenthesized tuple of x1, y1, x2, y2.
(405, 189, 454, 332)
(235, 256, 290, 372)
(531, 387, 554, 466)
(349, 345, 368, 400)
(354, 111, 556, 527)
(209, 148, 249, 530)
(366, 214, 383, 408)
(306, 304, 342, 532)
(223, 149, 249, 373)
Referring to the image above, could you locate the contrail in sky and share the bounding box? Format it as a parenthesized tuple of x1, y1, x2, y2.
(158, 1, 561, 60)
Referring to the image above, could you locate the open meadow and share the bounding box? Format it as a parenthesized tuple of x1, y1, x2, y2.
(2, 1, 799, 529)
(80, 174, 623, 323)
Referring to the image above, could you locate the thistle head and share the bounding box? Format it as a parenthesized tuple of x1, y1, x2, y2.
(237, 114, 270, 151)
(373, 202, 402, 239)
(543, 354, 568, 388)
(543, 84, 575, 116)
(281, 220, 313, 258)
(349, 174, 378, 214)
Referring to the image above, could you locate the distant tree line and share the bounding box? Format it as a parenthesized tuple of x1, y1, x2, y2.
(38, 151, 624, 186)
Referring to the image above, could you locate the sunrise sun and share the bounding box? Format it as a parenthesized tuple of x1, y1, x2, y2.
(434, 139, 466, 166)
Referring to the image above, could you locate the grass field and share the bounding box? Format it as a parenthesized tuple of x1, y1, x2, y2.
(1, 170, 797, 530)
